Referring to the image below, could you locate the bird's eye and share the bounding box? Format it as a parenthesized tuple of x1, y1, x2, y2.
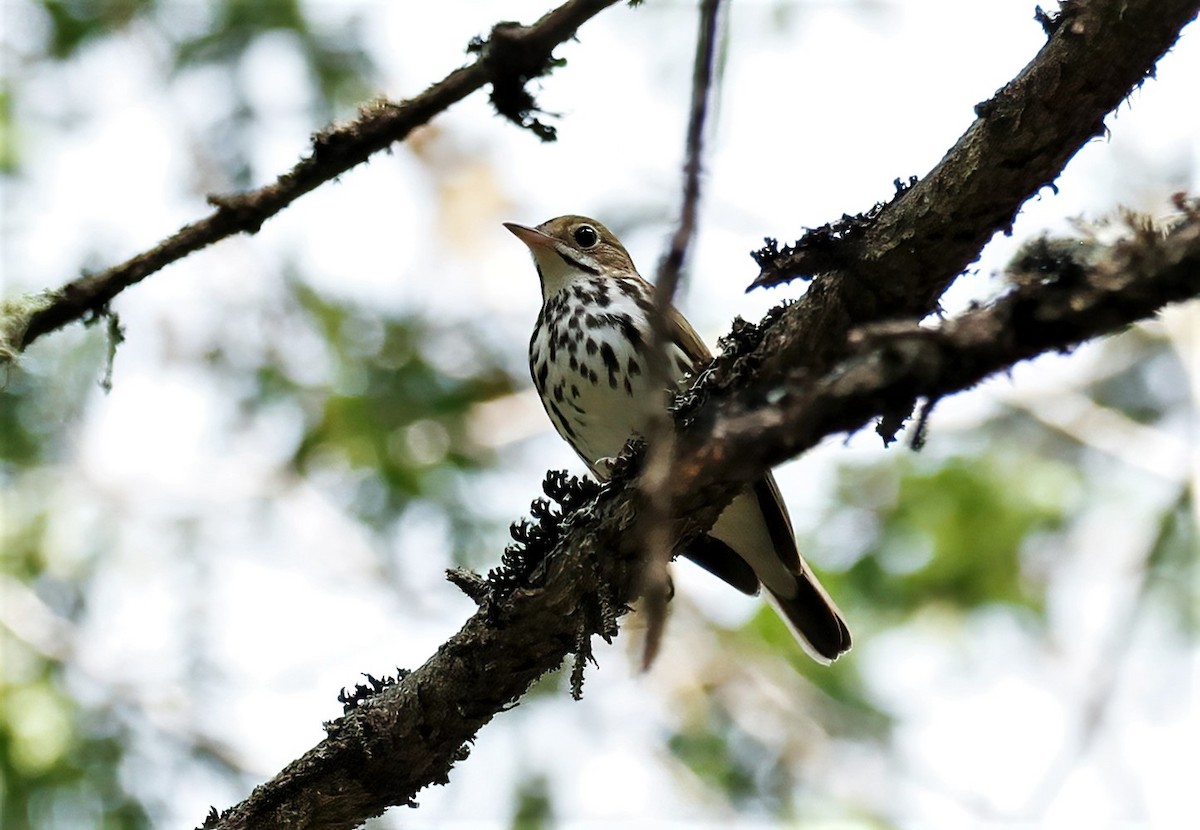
(573, 225, 599, 248)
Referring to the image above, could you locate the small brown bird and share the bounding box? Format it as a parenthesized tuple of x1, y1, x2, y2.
(505, 215, 851, 662)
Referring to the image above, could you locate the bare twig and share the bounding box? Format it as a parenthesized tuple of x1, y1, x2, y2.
(656, 0, 723, 299)
(638, 0, 726, 669)
(7, 0, 621, 355)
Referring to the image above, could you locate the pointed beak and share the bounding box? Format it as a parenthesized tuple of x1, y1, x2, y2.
(503, 221, 556, 251)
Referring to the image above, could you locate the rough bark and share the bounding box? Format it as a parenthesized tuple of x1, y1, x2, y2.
(749, 0, 1199, 379)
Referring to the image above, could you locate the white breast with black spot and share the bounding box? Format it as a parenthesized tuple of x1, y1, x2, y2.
(529, 282, 694, 470)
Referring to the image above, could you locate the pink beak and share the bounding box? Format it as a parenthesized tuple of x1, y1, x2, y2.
(503, 222, 556, 251)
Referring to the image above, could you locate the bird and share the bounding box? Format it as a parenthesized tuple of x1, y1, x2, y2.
(505, 215, 851, 663)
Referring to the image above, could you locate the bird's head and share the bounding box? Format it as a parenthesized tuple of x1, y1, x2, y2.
(504, 215, 638, 299)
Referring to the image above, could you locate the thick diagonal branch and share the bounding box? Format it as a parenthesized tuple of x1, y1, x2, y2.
(204, 208, 1199, 830)
(749, 0, 1198, 377)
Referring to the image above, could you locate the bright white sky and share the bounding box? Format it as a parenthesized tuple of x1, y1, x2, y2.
(3, 1, 1198, 828)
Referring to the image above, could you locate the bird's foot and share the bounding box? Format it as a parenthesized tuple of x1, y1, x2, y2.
(593, 456, 618, 480)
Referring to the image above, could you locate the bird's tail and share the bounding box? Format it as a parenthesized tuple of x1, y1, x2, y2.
(765, 571, 852, 665)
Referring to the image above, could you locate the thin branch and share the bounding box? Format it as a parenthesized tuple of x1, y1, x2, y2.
(656, 0, 723, 299)
(637, 0, 726, 668)
(9, 0, 621, 354)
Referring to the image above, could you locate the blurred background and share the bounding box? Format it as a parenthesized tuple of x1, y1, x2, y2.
(1, 1, 1196, 828)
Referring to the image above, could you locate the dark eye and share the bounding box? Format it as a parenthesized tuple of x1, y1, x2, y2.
(573, 225, 599, 248)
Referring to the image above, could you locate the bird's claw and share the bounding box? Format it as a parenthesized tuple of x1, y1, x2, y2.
(593, 456, 618, 480)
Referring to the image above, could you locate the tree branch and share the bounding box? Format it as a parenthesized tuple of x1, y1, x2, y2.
(680, 212, 1200, 502)
(639, 0, 726, 668)
(8, 0, 621, 354)
(748, 0, 1198, 377)
(203, 204, 1200, 830)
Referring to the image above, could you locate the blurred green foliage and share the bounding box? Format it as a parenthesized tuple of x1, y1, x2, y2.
(23, 0, 377, 187)
(230, 280, 521, 551)
(0, 85, 16, 175)
(1145, 486, 1197, 634)
(839, 453, 1070, 616)
(174, 0, 375, 108)
(37, 0, 155, 59)
(0, 367, 43, 468)
(668, 705, 789, 815)
(509, 774, 554, 830)
(2, 399, 149, 830)
(739, 602, 889, 733)
(4, 3, 383, 825)
(1090, 327, 1191, 425)
(1, 324, 108, 471)
(669, 449, 1076, 815)
(0, 671, 150, 830)
(35, 0, 374, 108)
